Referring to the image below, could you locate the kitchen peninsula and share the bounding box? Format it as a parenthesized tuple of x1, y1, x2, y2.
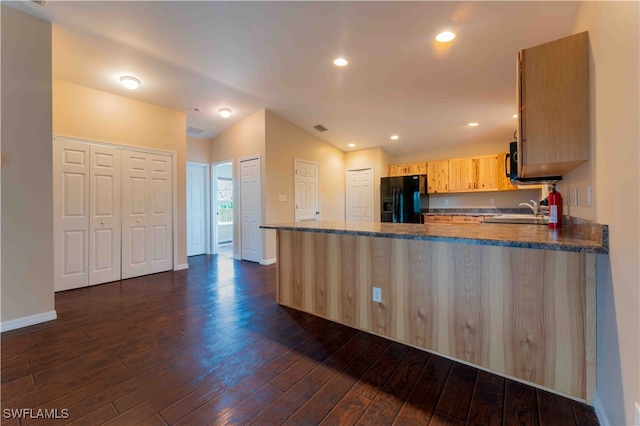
(261, 220, 608, 403)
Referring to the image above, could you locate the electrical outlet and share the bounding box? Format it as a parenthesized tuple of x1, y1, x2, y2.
(444, 199, 449, 206)
(565, 190, 570, 206)
(372, 287, 382, 303)
(573, 187, 579, 206)
(586, 185, 592, 207)
(489, 198, 495, 206)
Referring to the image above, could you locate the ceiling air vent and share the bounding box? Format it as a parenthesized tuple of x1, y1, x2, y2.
(313, 124, 328, 132)
(186, 126, 205, 136)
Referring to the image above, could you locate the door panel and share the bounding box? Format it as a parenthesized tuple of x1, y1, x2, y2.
(346, 168, 374, 222)
(187, 164, 207, 256)
(122, 150, 173, 278)
(54, 141, 90, 291)
(295, 160, 319, 221)
(89, 144, 121, 285)
(241, 158, 261, 262)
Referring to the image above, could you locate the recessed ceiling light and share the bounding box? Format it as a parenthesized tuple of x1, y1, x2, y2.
(217, 108, 232, 118)
(120, 76, 141, 90)
(333, 58, 348, 67)
(435, 31, 456, 43)
(513, 114, 518, 118)
(467, 122, 479, 127)
(348, 143, 356, 148)
(390, 135, 399, 140)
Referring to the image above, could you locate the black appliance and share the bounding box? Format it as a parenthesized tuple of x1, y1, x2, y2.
(381, 175, 427, 223)
(506, 141, 562, 184)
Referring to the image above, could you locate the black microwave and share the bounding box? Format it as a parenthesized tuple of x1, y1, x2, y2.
(506, 141, 562, 184)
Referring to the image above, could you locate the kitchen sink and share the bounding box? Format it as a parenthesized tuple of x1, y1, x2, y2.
(483, 214, 549, 225)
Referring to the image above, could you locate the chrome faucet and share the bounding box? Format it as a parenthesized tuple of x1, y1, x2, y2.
(519, 200, 539, 215)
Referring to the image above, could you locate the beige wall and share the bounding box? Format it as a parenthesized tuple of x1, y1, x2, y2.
(264, 110, 345, 259)
(345, 147, 390, 221)
(210, 109, 266, 260)
(187, 136, 211, 164)
(565, 3, 640, 424)
(52, 80, 188, 266)
(1, 6, 55, 324)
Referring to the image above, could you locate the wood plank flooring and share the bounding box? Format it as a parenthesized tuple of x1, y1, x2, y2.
(1, 254, 599, 425)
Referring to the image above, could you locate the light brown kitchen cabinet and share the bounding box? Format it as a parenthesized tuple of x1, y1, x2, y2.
(426, 160, 449, 193)
(422, 215, 452, 224)
(448, 158, 475, 192)
(388, 162, 426, 177)
(517, 31, 589, 178)
(473, 155, 499, 191)
(451, 215, 485, 225)
(408, 162, 427, 175)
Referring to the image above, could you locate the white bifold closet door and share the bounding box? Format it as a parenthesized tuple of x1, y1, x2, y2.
(54, 139, 173, 291)
(122, 150, 173, 279)
(54, 141, 122, 291)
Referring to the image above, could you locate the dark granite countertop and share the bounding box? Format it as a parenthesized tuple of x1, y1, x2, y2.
(261, 219, 608, 254)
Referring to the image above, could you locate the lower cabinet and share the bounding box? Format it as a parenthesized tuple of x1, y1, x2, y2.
(53, 138, 174, 291)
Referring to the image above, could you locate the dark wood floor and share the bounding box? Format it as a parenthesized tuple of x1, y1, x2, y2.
(1, 254, 599, 425)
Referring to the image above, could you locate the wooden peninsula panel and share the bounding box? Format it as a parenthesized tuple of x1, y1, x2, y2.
(276, 230, 595, 402)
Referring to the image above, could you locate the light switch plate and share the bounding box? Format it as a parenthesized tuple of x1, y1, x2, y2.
(573, 187, 579, 206)
(634, 402, 639, 426)
(586, 185, 592, 207)
(489, 198, 495, 205)
(278, 194, 287, 202)
(372, 287, 382, 303)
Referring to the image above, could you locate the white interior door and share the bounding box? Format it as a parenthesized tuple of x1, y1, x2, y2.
(240, 157, 261, 263)
(122, 150, 173, 279)
(346, 168, 374, 222)
(148, 153, 173, 274)
(294, 160, 319, 222)
(187, 163, 206, 256)
(89, 145, 121, 285)
(53, 140, 90, 291)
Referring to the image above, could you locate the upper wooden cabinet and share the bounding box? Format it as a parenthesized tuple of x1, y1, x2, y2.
(448, 158, 475, 192)
(426, 160, 449, 193)
(473, 155, 499, 192)
(517, 32, 589, 178)
(388, 162, 426, 177)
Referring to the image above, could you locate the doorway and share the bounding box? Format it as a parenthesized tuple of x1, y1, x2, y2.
(294, 159, 320, 222)
(239, 157, 261, 262)
(213, 162, 234, 258)
(346, 167, 374, 222)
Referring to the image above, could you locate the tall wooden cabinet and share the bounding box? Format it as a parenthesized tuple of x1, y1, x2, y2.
(426, 160, 449, 193)
(517, 31, 589, 178)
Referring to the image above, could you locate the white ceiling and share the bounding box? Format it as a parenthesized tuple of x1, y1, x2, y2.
(9, 1, 578, 156)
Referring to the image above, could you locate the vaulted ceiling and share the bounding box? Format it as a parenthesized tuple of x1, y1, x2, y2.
(10, 1, 578, 156)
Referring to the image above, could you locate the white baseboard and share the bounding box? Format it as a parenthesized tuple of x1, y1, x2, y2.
(593, 392, 611, 426)
(233, 254, 241, 260)
(174, 263, 189, 271)
(1, 310, 57, 333)
(260, 258, 277, 265)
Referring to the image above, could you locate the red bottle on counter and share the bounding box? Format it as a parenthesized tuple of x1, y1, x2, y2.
(548, 184, 563, 229)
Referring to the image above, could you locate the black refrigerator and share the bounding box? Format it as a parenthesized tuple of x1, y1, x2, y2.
(381, 175, 427, 223)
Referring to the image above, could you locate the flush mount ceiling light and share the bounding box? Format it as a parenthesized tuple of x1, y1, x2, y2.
(390, 135, 400, 140)
(217, 108, 232, 118)
(333, 58, 348, 67)
(348, 143, 356, 148)
(120, 76, 141, 90)
(435, 31, 456, 43)
(513, 114, 518, 118)
(467, 122, 479, 127)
